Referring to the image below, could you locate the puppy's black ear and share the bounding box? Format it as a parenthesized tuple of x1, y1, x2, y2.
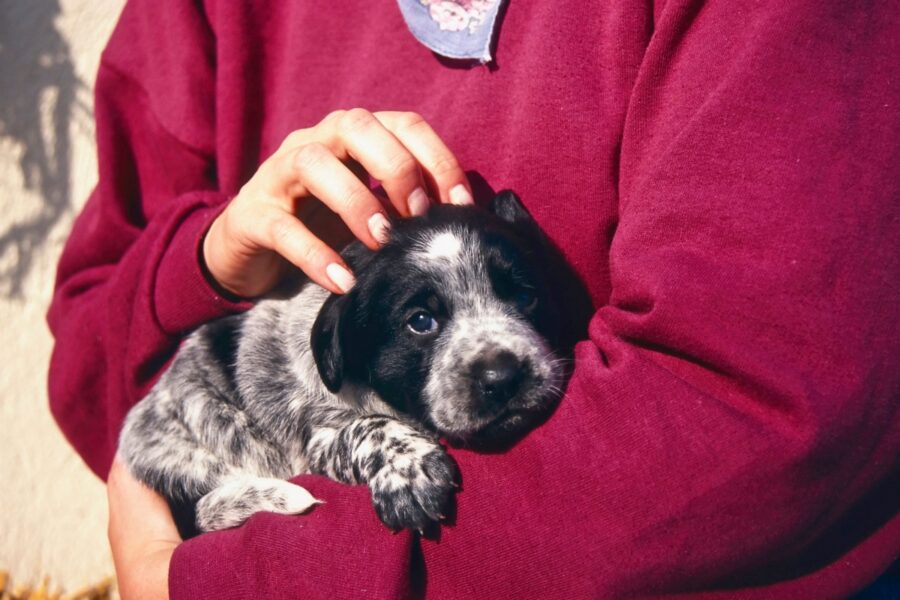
(488, 190, 534, 226)
(311, 293, 350, 393)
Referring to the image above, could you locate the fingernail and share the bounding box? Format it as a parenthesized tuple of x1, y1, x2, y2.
(326, 263, 356, 293)
(449, 184, 474, 205)
(408, 187, 430, 217)
(368, 212, 391, 245)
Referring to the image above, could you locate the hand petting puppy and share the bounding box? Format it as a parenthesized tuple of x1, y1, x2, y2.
(202, 109, 474, 298)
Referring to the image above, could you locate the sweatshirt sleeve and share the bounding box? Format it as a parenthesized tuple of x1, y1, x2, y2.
(46, 1, 250, 478)
(165, 2, 899, 599)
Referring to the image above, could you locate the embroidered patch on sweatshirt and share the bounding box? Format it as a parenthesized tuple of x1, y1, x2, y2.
(397, 0, 506, 63)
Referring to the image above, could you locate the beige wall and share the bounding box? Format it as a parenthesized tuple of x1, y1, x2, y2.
(0, 0, 125, 592)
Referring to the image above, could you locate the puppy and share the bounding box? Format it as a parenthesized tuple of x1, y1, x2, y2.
(118, 191, 589, 533)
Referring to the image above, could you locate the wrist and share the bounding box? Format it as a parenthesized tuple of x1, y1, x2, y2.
(200, 217, 249, 302)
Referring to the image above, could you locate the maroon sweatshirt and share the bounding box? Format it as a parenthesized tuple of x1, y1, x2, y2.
(47, 1, 899, 598)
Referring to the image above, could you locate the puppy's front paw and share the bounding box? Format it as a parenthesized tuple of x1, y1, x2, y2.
(370, 447, 457, 531)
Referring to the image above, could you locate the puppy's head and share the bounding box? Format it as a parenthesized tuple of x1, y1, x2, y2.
(311, 191, 590, 444)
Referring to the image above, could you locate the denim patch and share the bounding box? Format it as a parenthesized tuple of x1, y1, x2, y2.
(397, 0, 507, 63)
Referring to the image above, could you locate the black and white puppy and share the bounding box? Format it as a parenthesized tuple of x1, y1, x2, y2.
(118, 191, 589, 534)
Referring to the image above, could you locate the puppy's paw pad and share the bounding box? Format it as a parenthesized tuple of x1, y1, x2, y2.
(371, 450, 457, 531)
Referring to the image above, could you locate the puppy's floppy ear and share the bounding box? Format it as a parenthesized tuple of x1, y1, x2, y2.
(311, 292, 350, 393)
(488, 190, 534, 227)
(492, 189, 593, 351)
(311, 241, 376, 392)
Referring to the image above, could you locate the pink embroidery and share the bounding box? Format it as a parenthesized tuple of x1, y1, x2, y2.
(421, 0, 500, 34)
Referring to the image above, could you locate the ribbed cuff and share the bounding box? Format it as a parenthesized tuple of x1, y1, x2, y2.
(154, 195, 252, 335)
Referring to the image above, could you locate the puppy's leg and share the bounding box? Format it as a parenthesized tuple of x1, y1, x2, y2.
(118, 390, 239, 502)
(195, 476, 320, 532)
(306, 415, 457, 531)
(119, 370, 292, 507)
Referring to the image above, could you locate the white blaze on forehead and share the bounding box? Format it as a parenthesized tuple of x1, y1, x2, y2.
(422, 231, 463, 260)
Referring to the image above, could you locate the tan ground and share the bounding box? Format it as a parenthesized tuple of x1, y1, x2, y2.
(1, 1, 125, 595)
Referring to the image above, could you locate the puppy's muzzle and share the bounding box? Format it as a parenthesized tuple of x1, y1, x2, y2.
(470, 350, 530, 410)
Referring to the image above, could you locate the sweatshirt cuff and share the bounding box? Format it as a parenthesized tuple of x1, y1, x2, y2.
(154, 196, 252, 334)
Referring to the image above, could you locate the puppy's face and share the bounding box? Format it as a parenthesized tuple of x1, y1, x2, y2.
(312, 192, 589, 443)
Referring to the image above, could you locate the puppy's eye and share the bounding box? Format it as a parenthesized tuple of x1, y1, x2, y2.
(513, 288, 537, 311)
(407, 310, 438, 334)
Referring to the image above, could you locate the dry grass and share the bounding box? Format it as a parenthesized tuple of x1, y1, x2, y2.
(0, 572, 115, 600)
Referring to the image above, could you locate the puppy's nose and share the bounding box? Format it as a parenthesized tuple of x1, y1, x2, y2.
(472, 350, 524, 405)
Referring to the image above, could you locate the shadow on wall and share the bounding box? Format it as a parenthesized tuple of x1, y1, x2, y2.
(0, 0, 87, 297)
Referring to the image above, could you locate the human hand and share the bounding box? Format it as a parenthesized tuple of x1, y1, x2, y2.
(107, 456, 180, 600)
(203, 109, 474, 298)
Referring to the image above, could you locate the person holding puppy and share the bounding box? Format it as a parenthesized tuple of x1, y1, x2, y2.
(49, 1, 899, 598)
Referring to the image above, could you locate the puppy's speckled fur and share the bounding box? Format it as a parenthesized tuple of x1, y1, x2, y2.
(118, 192, 590, 533)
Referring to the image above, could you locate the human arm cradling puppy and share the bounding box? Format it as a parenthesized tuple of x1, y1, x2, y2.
(107, 458, 180, 600)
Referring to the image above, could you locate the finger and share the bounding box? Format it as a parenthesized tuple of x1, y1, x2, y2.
(331, 108, 430, 218)
(375, 111, 473, 206)
(259, 207, 356, 294)
(295, 198, 356, 251)
(284, 142, 393, 249)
